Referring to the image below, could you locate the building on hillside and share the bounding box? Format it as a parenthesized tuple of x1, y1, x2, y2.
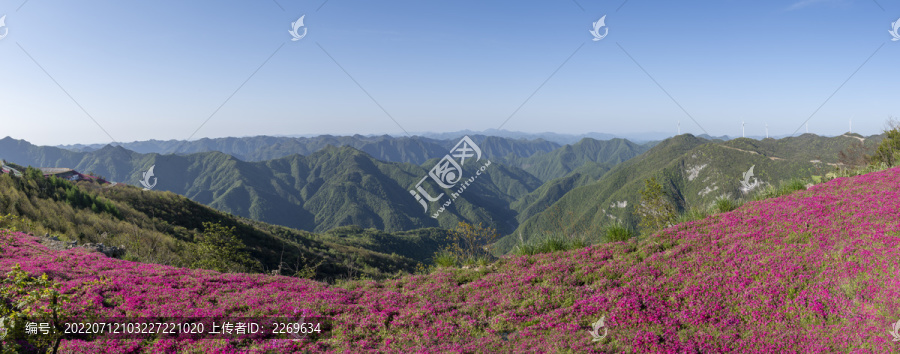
(1, 163, 22, 177)
(39, 168, 83, 181)
(38, 167, 112, 184)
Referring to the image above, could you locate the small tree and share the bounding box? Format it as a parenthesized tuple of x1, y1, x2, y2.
(636, 177, 677, 235)
(23, 167, 43, 182)
(870, 118, 900, 167)
(192, 222, 259, 273)
(436, 222, 498, 266)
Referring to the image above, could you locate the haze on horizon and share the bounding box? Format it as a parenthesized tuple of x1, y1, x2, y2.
(1, 0, 898, 146)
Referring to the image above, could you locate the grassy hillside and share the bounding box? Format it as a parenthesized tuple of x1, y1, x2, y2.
(2, 165, 899, 352)
(499, 133, 883, 253)
(0, 168, 451, 282)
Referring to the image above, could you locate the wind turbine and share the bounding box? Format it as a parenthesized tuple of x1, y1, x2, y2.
(765, 123, 769, 139)
(677, 121, 680, 135)
(742, 121, 745, 138)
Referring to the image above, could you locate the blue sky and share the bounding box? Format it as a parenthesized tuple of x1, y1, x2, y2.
(1, 0, 898, 145)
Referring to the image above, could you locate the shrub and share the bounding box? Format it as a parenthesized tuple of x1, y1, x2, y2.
(435, 222, 499, 266)
(870, 118, 900, 167)
(676, 207, 708, 224)
(514, 243, 538, 256)
(513, 232, 539, 256)
(432, 249, 457, 268)
(570, 238, 588, 249)
(605, 223, 634, 242)
(0, 265, 71, 354)
(752, 179, 808, 201)
(636, 177, 677, 235)
(191, 222, 260, 273)
(537, 236, 569, 253)
(713, 196, 739, 213)
(292, 254, 324, 279)
(513, 232, 591, 256)
(0, 215, 32, 234)
(783, 179, 806, 193)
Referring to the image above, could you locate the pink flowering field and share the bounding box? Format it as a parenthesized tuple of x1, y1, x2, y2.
(3, 167, 900, 353)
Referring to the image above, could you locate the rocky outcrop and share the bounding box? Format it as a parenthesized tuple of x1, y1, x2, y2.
(36, 233, 126, 258)
(80, 243, 126, 258)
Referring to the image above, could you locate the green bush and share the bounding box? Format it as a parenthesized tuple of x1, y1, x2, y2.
(537, 235, 569, 253)
(605, 223, 634, 242)
(713, 196, 739, 213)
(429, 222, 500, 269)
(870, 120, 900, 167)
(0, 265, 71, 354)
(513, 232, 592, 256)
(783, 179, 807, 193)
(570, 238, 588, 249)
(752, 184, 779, 201)
(443, 222, 498, 262)
(191, 222, 261, 273)
(636, 177, 677, 235)
(432, 249, 457, 268)
(676, 207, 708, 224)
(752, 179, 808, 201)
(514, 244, 538, 256)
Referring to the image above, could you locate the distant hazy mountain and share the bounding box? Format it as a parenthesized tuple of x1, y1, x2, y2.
(54, 130, 659, 154)
(502, 138, 654, 182)
(414, 129, 619, 145)
(55, 135, 563, 164)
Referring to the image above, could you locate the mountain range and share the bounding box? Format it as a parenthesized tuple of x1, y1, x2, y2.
(55, 135, 561, 163)
(1, 135, 651, 235)
(1, 132, 880, 254)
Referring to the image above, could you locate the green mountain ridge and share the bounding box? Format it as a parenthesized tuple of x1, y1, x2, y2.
(497, 133, 884, 253)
